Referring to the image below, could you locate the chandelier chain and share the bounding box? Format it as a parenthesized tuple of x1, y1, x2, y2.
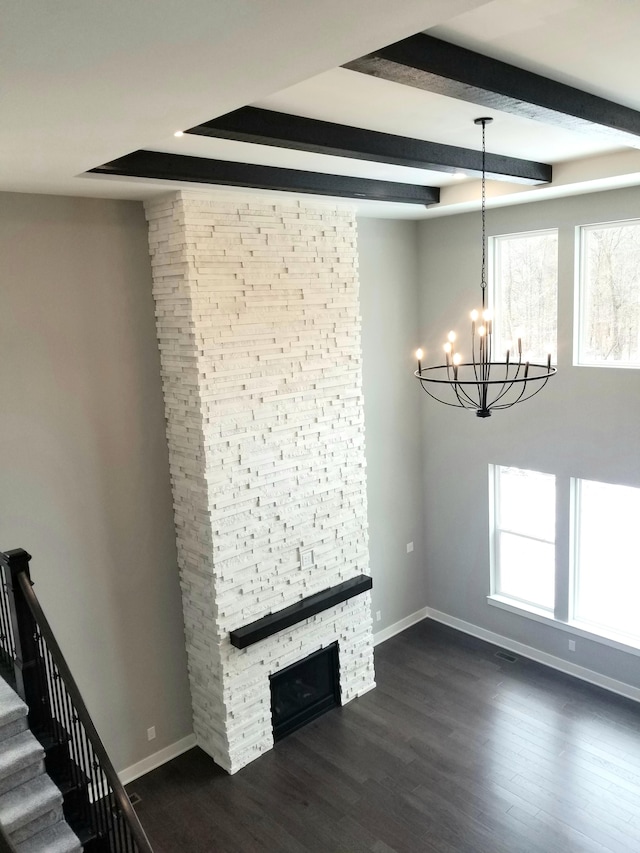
(481, 118, 486, 296)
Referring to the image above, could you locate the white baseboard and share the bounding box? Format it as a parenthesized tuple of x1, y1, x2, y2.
(117, 608, 639, 786)
(427, 607, 640, 704)
(119, 733, 197, 786)
(373, 606, 429, 646)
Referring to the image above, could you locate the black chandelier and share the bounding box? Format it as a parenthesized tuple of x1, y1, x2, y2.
(414, 117, 556, 418)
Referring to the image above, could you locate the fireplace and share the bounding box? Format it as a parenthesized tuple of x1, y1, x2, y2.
(146, 192, 376, 773)
(270, 644, 341, 741)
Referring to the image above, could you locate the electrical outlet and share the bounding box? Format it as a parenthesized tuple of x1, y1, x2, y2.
(568, 639, 576, 652)
(406, 542, 414, 553)
(299, 547, 314, 570)
(376, 610, 382, 622)
(147, 726, 156, 741)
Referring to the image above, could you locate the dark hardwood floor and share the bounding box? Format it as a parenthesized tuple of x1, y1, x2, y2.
(129, 621, 640, 852)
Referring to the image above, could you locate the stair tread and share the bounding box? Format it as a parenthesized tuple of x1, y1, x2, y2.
(0, 730, 44, 780)
(0, 774, 62, 834)
(0, 679, 27, 729)
(16, 819, 82, 853)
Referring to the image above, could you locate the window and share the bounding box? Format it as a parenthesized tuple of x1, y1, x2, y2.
(492, 230, 558, 362)
(491, 465, 555, 612)
(577, 220, 640, 367)
(572, 478, 640, 644)
(489, 468, 640, 653)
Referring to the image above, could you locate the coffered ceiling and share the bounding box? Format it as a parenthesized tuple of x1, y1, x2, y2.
(3, 0, 640, 218)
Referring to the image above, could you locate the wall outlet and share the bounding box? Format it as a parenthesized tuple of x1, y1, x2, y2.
(568, 639, 576, 652)
(406, 541, 414, 553)
(147, 726, 156, 741)
(299, 547, 314, 570)
(375, 610, 382, 622)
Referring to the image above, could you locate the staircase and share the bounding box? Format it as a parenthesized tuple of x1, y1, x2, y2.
(0, 677, 81, 852)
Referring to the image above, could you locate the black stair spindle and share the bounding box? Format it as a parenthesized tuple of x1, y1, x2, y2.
(0, 549, 153, 853)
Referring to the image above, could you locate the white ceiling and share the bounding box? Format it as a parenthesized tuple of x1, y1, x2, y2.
(3, 0, 640, 218)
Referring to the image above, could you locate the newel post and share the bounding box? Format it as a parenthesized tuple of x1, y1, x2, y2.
(3, 549, 50, 730)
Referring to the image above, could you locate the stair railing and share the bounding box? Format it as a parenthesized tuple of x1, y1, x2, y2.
(0, 549, 153, 853)
(0, 565, 16, 689)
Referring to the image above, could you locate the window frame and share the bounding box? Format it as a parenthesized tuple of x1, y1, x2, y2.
(575, 217, 640, 370)
(490, 464, 556, 615)
(570, 476, 640, 647)
(490, 227, 559, 363)
(488, 467, 640, 657)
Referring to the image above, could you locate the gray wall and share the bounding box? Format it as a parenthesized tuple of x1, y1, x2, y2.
(0, 192, 193, 771)
(358, 218, 428, 634)
(417, 185, 640, 688)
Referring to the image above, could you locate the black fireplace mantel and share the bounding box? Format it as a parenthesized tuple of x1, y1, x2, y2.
(229, 574, 372, 649)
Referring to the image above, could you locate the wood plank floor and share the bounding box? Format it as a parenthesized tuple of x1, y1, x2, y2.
(129, 621, 640, 852)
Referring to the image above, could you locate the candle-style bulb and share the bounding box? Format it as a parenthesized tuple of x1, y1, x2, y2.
(482, 309, 492, 321)
(478, 325, 486, 337)
(447, 330, 457, 343)
(443, 342, 452, 354)
(470, 309, 479, 322)
(415, 348, 424, 361)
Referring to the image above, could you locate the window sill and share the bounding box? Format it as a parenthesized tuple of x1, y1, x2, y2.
(487, 595, 640, 658)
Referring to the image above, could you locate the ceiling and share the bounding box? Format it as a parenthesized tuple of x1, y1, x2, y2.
(3, 0, 640, 218)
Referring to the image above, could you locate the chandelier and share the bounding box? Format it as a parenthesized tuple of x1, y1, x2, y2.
(414, 117, 556, 418)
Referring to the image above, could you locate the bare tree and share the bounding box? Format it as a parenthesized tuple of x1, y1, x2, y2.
(583, 223, 640, 363)
(494, 231, 558, 360)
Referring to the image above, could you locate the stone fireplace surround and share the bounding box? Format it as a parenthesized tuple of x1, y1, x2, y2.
(145, 191, 375, 774)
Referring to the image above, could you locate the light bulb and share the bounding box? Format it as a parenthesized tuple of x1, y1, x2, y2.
(515, 327, 524, 341)
(504, 340, 512, 352)
(470, 309, 479, 322)
(452, 353, 462, 366)
(415, 348, 424, 360)
(447, 330, 456, 343)
(174, 130, 185, 138)
(478, 325, 486, 337)
(482, 309, 492, 321)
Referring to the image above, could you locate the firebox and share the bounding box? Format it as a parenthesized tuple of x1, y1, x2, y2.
(270, 643, 341, 741)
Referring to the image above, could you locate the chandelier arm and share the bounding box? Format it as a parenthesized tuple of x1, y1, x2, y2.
(505, 377, 532, 408)
(417, 371, 484, 410)
(418, 381, 476, 410)
(490, 376, 552, 409)
(512, 374, 553, 404)
(512, 357, 524, 379)
(452, 380, 479, 409)
(486, 361, 527, 408)
(487, 364, 554, 408)
(452, 377, 483, 408)
(488, 379, 522, 408)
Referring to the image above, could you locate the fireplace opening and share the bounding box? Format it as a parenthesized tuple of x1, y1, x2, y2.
(270, 643, 341, 741)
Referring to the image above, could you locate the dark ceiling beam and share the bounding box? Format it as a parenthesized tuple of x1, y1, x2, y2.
(344, 34, 640, 148)
(188, 106, 551, 185)
(89, 151, 440, 206)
